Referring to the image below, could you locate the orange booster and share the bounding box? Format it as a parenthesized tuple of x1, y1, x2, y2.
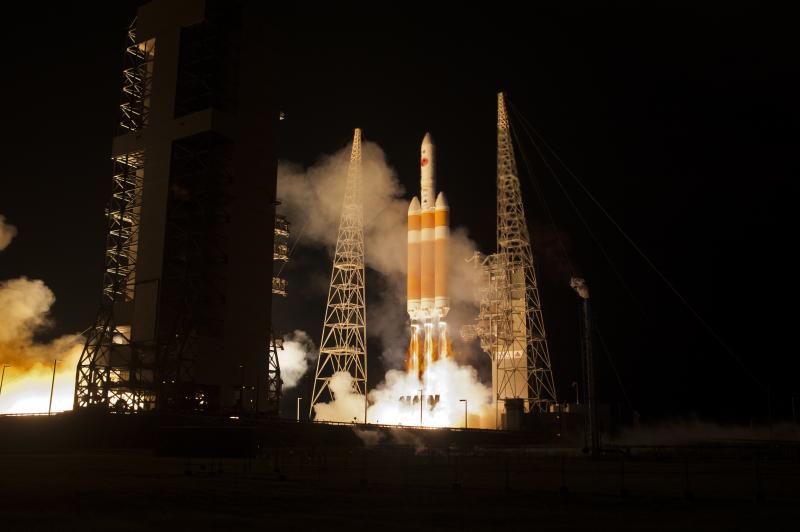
(407, 197, 421, 318)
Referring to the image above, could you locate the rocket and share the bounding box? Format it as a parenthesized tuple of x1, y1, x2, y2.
(406, 132, 451, 381)
(407, 133, 449, 322)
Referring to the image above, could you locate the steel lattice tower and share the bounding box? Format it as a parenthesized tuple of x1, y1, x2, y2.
(309, 129, 367, 418)
(495, 92, 557, 411)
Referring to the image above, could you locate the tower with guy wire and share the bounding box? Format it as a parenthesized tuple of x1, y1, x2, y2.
(309, 129, 368, 420)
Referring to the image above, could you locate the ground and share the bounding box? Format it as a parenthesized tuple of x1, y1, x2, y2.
(2, 446, 799, 531)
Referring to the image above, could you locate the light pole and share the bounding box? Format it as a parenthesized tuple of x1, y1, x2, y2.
(238, 363, 244, 415)
(0, 364, 9, 398)
(460, 399, 467, 429)
(419, 388, 424, 427)
(571, 381, 580, 405)
(48, 359, 59, 415)
(297, 397, 303, 422)
(570, 277, 599, 457)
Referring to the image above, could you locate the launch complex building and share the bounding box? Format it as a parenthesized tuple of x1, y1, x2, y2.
(74, 0, 278, 415)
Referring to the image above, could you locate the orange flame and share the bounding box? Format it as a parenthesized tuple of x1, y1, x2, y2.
(405, 322, 453, 381)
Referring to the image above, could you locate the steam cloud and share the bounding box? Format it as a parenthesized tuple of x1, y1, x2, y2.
(277, 141, 493, 427)
(0, 214, 17, 251)
(0, 215, 83, 414)
(279, 330, 316, 389)
(609, 418, 800, 446)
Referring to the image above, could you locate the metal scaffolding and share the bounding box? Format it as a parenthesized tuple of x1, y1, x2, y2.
(463, 93, 557, 416)
(309, 129, 367, 418)
(74, 19, 154, 411)
(74, 149, 152, 410)
(272, 215, 289, 297)
(119, 20, 155, 133)
(265, 333, 283, 416)
(265, 214, 290, 415)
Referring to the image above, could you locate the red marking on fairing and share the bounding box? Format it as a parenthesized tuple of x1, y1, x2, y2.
(421, 157, 429, 167)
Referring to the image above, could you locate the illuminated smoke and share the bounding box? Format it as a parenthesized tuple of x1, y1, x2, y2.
(312, 360, 495, 428)
(278, 143, 493, 427)
(279, 330, 316, 389)
(0, 217, 83, 414)
(311, 371, 367, 423)
(0, 278, 55, 344)
(0, 214, 17, 251)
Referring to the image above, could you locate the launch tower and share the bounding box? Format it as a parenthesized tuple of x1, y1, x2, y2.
(74, 1, 277, 414)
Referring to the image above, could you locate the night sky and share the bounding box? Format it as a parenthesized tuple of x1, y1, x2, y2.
(1, 4, 795, 423)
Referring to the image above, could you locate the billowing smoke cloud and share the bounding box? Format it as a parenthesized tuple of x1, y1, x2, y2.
(277, 142, 492, 427)
(0, 216, 83, 414)
(312, 371, 368, 423)
(279, 330, 316, 389)
(311, 360, 495, 429)
(0, 214, 17, 251)
(0, 278, 56, 344)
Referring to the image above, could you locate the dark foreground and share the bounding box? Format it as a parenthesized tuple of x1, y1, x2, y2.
(1, 414, 799, 530)
(4, 448, 800, 530)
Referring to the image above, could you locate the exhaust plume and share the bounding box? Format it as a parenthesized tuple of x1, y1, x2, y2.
(0, 216, 83, 414)
(279, 330, 316, 389)
(0, 214, 17, 251)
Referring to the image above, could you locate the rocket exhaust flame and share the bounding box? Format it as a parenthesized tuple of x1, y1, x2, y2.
(404, 320, 453, 381)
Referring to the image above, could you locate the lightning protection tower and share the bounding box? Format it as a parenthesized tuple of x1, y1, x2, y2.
(495, 92, 557, 412)
(464, 94, 557, 420)
(309, 129, 367, 420)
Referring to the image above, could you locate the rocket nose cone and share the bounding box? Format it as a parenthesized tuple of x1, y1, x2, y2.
(422, 132, 433, 146)
(408, 196, 421, 213)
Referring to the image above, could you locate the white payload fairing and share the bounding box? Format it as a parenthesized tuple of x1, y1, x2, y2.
(407, 133, 450, 379)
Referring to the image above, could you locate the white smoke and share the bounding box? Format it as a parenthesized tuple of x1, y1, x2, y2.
(0, 214, 17, 251)
(0, 277, 55, 343)
(311, 371, 368, 423)
(0, 216, 83, 414)
(312, 359, 495, 428)
(279, 330, 316, 389)
(277, 143, 492, 427)
(609, 418, 800, 446)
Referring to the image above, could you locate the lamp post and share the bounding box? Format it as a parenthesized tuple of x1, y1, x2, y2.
(460, 399, 467, 429)
(238, 363, 244, 415)
(419, 388, 424, 427)
(48, 359, 59, 415)
(570, 277, 599, 457)
(0, 364, 9, 398)
(571, 381, 580, 405)
(297, 397, 303, 422)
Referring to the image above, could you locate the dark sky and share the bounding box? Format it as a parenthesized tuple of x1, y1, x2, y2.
(1, 3, 796, 423)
